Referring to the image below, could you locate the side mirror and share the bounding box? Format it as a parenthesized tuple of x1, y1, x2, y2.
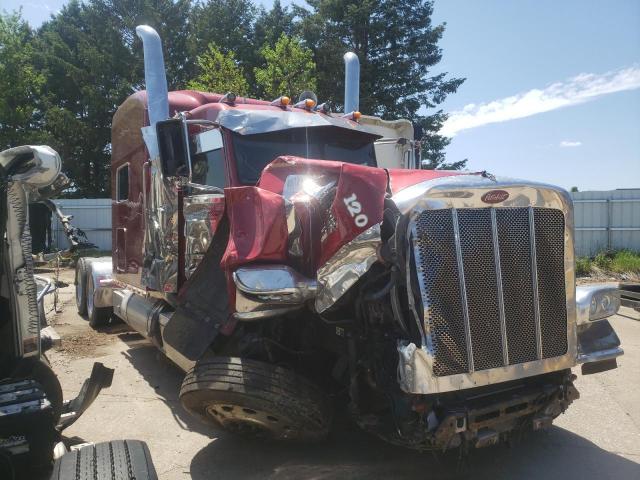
(156, 118, 190, 177)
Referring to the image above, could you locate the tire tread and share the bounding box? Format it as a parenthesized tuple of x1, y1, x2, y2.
(179, 357, 332, 441)
(49, 440, 157, 480)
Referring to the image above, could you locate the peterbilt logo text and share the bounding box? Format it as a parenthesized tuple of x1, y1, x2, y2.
(481, 190, 509, 204)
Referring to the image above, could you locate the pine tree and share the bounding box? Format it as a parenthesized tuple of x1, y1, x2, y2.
(297, 0, 465, 169)
(254, 34, 317, 100)
(254, 0, 295, 49)
(0, 12, 46, 149)
(188, 43, 250, 96)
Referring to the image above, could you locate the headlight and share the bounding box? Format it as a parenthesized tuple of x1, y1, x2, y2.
(576, 285, 621, 324)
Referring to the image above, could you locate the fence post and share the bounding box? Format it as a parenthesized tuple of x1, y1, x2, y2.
(607, 198, 612, 251)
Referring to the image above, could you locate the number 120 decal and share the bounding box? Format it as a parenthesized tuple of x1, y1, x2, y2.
(343, 193, 369, 228)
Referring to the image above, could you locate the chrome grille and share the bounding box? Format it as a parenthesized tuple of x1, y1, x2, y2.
(413, 207, 568, 377)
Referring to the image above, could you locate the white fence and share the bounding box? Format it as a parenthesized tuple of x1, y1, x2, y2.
(48, 190, 640, 257)
(51, 198, 112, 251)
(571, 189, 640, 257)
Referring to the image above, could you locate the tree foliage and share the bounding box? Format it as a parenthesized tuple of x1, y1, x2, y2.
(254, 0, 295, 50)
(297, 0, 465, 169)
(188, 43, 249, 96)
(0, 12, 45, 149)
(0, 0, 464, 196)
(254, 34, 317, 99)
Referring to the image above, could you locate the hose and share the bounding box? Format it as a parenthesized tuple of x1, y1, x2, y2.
(8, 182, 40, 337)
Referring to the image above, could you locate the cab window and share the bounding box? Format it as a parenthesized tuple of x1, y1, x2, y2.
(191, 148, 225, 189)
(116, 164, 129, 201)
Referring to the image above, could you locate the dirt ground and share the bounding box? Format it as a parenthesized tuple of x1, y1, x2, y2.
(42, 267, 640, 480)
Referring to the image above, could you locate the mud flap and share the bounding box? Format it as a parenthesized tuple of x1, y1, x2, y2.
(162, 219, 230, 361)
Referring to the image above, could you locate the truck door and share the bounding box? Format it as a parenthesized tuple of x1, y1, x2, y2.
(182, 129, 227, 280)
(112, 160, 145, 284)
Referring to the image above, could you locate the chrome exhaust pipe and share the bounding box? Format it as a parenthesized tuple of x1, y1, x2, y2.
(136, 25, 169, 127)
(343, 52, 360, 113)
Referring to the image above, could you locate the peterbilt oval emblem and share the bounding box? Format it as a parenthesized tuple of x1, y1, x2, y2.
(481, 190, 509, 204)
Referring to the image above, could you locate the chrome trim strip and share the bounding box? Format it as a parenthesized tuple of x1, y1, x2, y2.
(490, 208, 509, 366)
(528, 206, 543, 360)
(407, 224, 427, 345)
(452, 208, 474, 373)
(577, 346, 623, 364)
(398, 341, 577, 394)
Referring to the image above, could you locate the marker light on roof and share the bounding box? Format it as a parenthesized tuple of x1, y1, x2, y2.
(342, 111, 361, 121)
(294, 98, 316, 110)
(270, 96, 290, 107)
(219, 92, 237, 104)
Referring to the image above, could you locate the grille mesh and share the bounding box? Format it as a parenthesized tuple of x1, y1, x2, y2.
(457, 209, 504, 371)
(496, 209, 538, 365)
(414, 210, 469, 376)
(534, 209, 568, 358)
(413, 206, 568, 377)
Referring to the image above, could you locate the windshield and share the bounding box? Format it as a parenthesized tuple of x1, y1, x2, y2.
(231, 126, 377, 185)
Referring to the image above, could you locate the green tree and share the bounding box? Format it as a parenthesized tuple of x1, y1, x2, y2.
(297, 0, 465, 169)
(32, 1, 132, 196)
(191, 0, 257, 80)
(88, 0, 193, 88)
(254, 0, 295, 50)
(188, 43, 249, 96)
(31, 0, 191, 197)
(254, 34, 317, 100)
(0, 12, 46, 149)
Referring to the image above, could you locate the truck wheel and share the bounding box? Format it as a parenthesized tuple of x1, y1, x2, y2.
(86, 273, 111, 328)
(179, 357, 332, 441)
(49, 440, 158, 480)
(75, 257, 88, 315)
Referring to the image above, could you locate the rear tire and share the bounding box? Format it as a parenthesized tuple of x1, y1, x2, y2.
(87, 274, 111, 328)
(180, 357, 332, 442)
(75, 257, 88, 315)
(49, 440, 158, 480)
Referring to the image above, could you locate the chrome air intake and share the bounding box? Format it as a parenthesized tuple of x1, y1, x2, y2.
(396, 176, 578, 394)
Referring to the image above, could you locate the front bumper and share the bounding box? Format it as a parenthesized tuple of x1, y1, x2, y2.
(576, 319, 623, 373)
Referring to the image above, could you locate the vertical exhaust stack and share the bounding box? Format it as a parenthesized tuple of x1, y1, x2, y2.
(343, 52, 360, 113)
(136, 25, 169, 127)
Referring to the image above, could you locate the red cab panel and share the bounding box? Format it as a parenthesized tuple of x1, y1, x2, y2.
(221, 186, 289, 270)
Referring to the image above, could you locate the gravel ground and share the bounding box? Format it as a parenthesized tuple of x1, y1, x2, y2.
(41, 268, 640, 480)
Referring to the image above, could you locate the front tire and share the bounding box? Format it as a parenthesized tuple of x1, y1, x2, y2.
(179, 357, 332, 441)
(86, 273, 111, 328)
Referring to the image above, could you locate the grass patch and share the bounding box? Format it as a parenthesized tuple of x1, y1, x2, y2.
(593, 250, 640, 273)
(576, 257, 592, 276)
(577, 250, 640, 276)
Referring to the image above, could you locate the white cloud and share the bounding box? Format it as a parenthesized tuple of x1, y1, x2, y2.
(559, 140, 582, 147)
(441, 66, 640, 137)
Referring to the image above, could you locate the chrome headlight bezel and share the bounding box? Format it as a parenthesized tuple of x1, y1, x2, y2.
(576, 284, 620, 324)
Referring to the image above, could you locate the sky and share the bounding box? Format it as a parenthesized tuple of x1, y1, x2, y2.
(5, 0, 640, 191)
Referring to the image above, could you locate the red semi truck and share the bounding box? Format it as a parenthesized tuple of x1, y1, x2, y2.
(76, 26, 623, 450)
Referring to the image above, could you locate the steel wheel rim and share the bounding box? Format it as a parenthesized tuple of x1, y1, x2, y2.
(205, 403, 291, 438)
